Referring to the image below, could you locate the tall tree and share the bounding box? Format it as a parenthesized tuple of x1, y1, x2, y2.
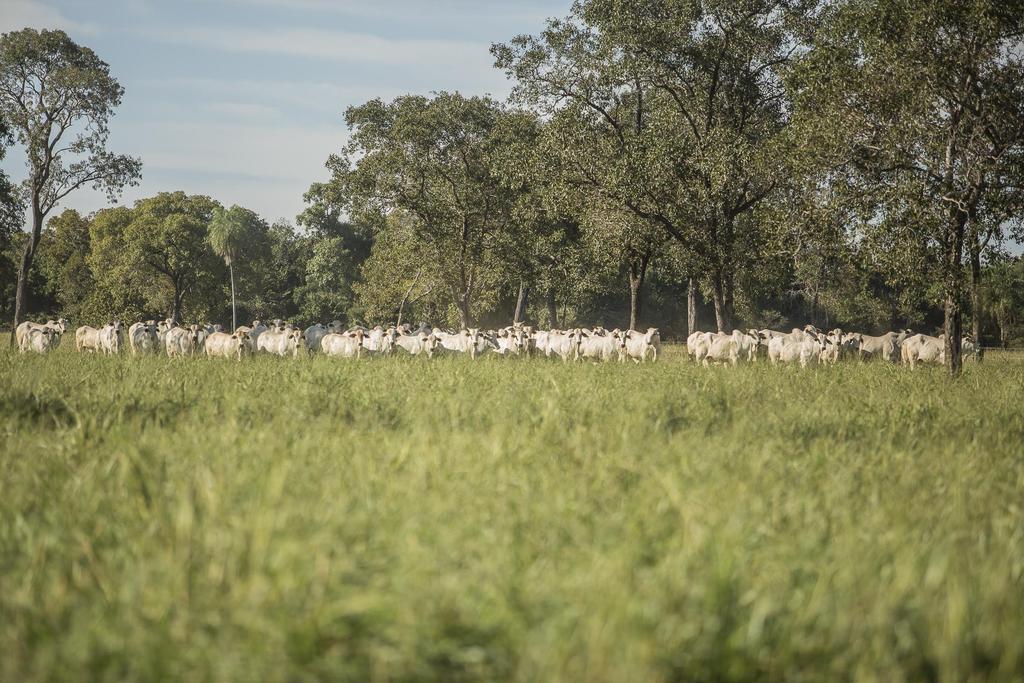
(208, 205, 263, 330)
(494, 0, 798, 331)
(0, 29, 141, 340)
(791, 0, 1024, 375)
(123, 192, 221, 323)
(313, 93, 517, 327)
(35, 208, 93, 320)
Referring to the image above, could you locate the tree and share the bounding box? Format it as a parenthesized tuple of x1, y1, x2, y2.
(0, 114, 25, 318)
(35, 208, 93, 320)
(123, 192, 221, 323)
(208, 205, 263, 330)
(980, 257, 1024, 347)
(313, 93, 518, 327)
(494, 0, 798, 331)
(0, 29, 141, 340)
(790, 0, 1024, 375)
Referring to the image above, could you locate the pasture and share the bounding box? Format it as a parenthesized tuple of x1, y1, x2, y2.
(2, 345, 1024, 681)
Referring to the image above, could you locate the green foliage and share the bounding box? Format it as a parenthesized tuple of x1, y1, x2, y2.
(0, 28, 142, 212)
(122, 192, 222, 322)
(493, 0, 799, 330)
(208, 205, 263, 268)
(317, 93, 520, 326)
(3, 348, 1024, 680)
(35, 210, 94, 320)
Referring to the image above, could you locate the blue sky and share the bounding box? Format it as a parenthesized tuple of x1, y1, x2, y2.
(1, 0, 570, 225)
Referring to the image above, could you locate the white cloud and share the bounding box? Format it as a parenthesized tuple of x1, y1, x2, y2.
(139, 77, 408, 116)
(143, 24, 491, 69)
(0, 0, 98, 35)
(200, 0, 561, 25)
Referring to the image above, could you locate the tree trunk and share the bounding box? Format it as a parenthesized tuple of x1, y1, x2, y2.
(968, 233, 984, 362)
(229, 264, 237, 332)
(943, 211, 966, 377)
(513, 280, 527, 324)
(457, 296, 471, 329)
(627, 254, 650, 331)
(711, 273, 732, 333)
(546, 287, 558, 329)
(687, 278, 698, 336)
(172, 286, 184, 324)
(10, 204, 44, 346)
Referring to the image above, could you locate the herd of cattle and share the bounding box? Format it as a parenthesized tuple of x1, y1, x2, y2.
(686, 327, 973, 368)
(13, 318, 967, 368)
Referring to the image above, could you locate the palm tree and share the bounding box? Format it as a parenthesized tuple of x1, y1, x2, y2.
(208, 206, 259, 331)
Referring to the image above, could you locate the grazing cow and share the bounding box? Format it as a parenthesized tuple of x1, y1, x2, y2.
(622, 328, 660, 363)
(128, 321, 159, 355)
(848, 331, 909, 362)
(693, 333, 739, 366)
(23, 327, 59, 354)
(256, 327, 287, 355)
(204, 331, 249, 360)
(731, 330, 759, 363)
(779, 338, 821, 368)
(546, 328, 584, 361)
(155, 319, 177, 351)
(901, 333, 945, 368)
(395, 331, 441, 358)
(194, 324, 219, 349)
(532, 329, 556, 356)
(98, 321, 124, 355)
(75, 325, 103, 353)
(16, 318, 69, 352)
(818, 331, 842, 366)
(438, 329, 485, 359)
(362, 326, 398, 356)
(961, 336, 978, 359)
(578, 328, 625, 362)
(322, 329, 364, 358)
(494, 327, 525, 356)
(304, 323, 329, 354)
(165, 325, 200, 358)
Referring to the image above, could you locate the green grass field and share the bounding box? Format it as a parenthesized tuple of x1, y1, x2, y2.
(2, 346, 1023, 681)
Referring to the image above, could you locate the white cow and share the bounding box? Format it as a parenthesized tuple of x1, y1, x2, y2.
(304, 323, 329, 354)
(16, 318, 68, 352)
(75, 325, 104, 353)
(818, 331, 842, 365)
(395, 331, 441, 358)
(778, 338, 822, 368)
(165, 325, 200, 358)
(155, 319, 177, 351)
(578, 328, 625, 362)
(128, 321, 159, 355)
(98, 321, 124, 355)
(438, 329, 485, 359)
(204, 331, 249, 360)
(362, 326, 397, 356)
(256, 327, 303, 356)
(322, 330, 364, 358)
(546, 328, 584, 361)
(847, 331, 910, 362)
(731, 330, 759, 363)
(692, 332, 739, 366)
(23, 327, 60, 354)
(901, 333, 945, 368)
(622, 328, 660, 363)
(494, 327, 525, 356)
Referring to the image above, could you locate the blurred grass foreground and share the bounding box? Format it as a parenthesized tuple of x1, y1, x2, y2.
(2, 346, 1023, 681)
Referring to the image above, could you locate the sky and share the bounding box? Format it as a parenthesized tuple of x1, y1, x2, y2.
(0, 0, 570, 225)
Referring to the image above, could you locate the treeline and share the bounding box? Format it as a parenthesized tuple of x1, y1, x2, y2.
(2, 0, 1024, 375)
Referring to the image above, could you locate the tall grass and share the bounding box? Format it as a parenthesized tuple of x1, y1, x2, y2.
(2, 346, 1023, 681)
